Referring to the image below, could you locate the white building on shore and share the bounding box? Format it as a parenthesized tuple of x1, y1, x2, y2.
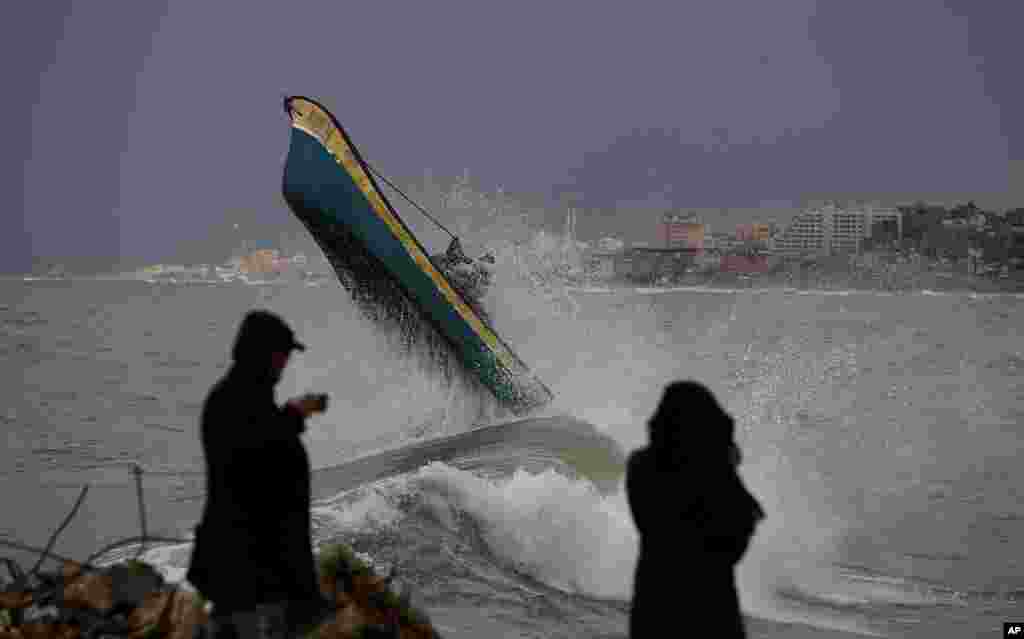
(772, 201, 902, 258)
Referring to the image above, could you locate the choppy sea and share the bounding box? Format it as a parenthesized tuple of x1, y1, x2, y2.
(2, 276, 1023, 638)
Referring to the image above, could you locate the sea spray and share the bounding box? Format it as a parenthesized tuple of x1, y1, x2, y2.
(275, 170, 890, 631)
(414, 464, 637, 599)
(501, 287, 882, 630)
(211, 257, 874, 635)
(301, 462, 638, 601)
(278, 300, 509, 467)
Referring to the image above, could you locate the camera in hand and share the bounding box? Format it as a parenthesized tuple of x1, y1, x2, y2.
(313, 393, 328, 412)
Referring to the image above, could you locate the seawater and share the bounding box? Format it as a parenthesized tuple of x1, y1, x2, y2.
(2, 276, 1022, 638)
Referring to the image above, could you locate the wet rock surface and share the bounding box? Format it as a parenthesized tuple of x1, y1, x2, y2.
(0, 543, 442, 639)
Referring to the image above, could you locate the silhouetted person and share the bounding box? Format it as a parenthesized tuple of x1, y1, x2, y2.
(626, 381, 764, 638)
(187, 310, 332, 639)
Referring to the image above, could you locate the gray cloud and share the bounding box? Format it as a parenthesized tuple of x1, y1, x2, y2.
(7, 1, 1020, 273)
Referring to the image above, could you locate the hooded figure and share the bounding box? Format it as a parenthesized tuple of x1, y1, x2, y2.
(626, 381, 764, 639)
(187, 311, 330, 637)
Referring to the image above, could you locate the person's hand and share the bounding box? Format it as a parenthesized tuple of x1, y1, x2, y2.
(287, 393, 328, 418)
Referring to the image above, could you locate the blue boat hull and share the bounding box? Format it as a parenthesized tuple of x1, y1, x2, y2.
(281, 96, 553, 415)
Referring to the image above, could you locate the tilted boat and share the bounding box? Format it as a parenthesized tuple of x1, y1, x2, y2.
(281, 96, 554, 415)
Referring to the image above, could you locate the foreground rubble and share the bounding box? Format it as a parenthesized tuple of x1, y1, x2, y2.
(0, 543, 441, 639)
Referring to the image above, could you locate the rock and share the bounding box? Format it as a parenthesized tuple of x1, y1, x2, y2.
(1, 544, 441, 639)
(313, 544, 440, 639)
(18, 606, 58, 625)
(59, 563, 112, 613)
(105, 562, 164, 610)
(0, 594, 32, 610)
(0, 623, 79, 639)
(126, 590, 206, 639)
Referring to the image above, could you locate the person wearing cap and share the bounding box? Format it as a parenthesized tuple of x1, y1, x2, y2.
(187, 310, 333, 639)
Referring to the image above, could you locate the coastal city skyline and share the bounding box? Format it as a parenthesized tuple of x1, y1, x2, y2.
(20, 180, 1024, 277)
(7, 3, 1022, 275)
(29, 195, 1023, 298)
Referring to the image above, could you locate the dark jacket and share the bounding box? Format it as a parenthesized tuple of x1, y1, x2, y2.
(626, 447, 762, 638)
(186, 364, 320, 612)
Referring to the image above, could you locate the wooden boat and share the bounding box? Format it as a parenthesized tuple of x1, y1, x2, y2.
(281, 96, 553, 415)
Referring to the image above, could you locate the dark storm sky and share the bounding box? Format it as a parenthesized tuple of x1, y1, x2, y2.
(5, 1, 1022, 273)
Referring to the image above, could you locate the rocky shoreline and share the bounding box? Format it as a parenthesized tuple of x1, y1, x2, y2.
(0, 543, 441, 639)
(0, 476, 441, 639)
